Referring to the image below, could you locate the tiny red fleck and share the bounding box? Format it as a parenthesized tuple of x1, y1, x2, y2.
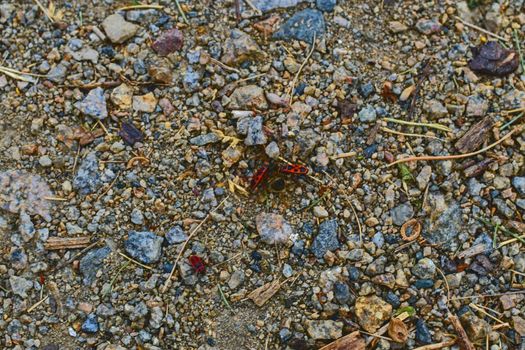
(279, 164, 309, 175)
(250, 163, 271, 190)
(39, 274, 45, 285)
(188, 255, 206, 274)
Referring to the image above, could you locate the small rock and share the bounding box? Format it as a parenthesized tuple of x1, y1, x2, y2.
(111, 84, 133, 109)
(149, 306, 164, 329)
(256, 213, 293, 245)
(244, 116, 267, 146)
(358, 83, 375, 98)
(311, 219, 340, 258)
(391, 202, 414, 226)
(39, 155, 52, 167)
(425, 100, 448, 118)
(124, 231, 163, 264)
(512, 316, 525, 336)
(415, 319, 433, 344)
(265, 141, 280, 159)
(221, 29, 262, 66)
(423, 202, 462, 250)
(333, 282, 350, 304)
(228, 270, 245, 289)
(358, 105, 376, 122)
(9, 275, 33, 298)
(9, 248, 28, 270)
(316, 0, 336, 12)
(416, 165, 432, 190)
(273, 9, 325, 44)
(73, 152, 102, 195)
(415, 18, 441, 35)
(469, 41, 519, 76)
(102, 14, 139, 44)
(119, 122, 144, 146)
(250, 0, 304, 12)
(166, 225, 187, 244)
(282, 263, 293, 278)
(19, 211, 35, 242)
(389, 21, 408, 33)
(81, 314, 99, 333)
(130, 208, 144, 225)
(47, 63, 68, 83)
(313, 206, 329, 218)
(74, 87, 108, 120)
(133, 93, 157, 113)
(229, 85, 268, 110)
(79, 247, 111, 285)
(412, 258, 436, 279)
(305, 320, 343, 340)
(152, 28, 183, 56)
(355, 295, 392, 332)
(466, 95, 489, 117)
(512, 177, 525, 195)
(190, 133, 220, 146)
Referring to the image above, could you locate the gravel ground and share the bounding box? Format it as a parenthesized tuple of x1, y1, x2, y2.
(1, 0, 525, 349)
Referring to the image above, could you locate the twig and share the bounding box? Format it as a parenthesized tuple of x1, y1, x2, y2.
(209, 57, 241, 74)
(47, 240, 101, 273)
(349, 201, 363, 245)
(174, 0, 189, 25)
(117, 251, 153, 270)
(436, 267, 450, 307)
(449, 290, 525, 301)
(500, 112, 524, 131)
(286, 32, 316, 103)
(44, 236, 91, 250)
(117, 4, 164, 11)
(360, 331, 392, 341)
(387, 127, 519, 167)
(454, 16, 508, 42)
(97, 172, 120, 201)
(330, 151, 357, 160)
(33, 0, 55, 23)
(408, 59, 432, 119)
(26, 295, 49, 313)
(235, 73, 266, 84)
(469, 303, 505, 324)
(448, 313, 475, 350)
(217, 284, 234, 312)
(43, 196, 68, 201)
(498, 234, 525, 248)
(383, 118, 451, 132)
(413, 339, 456, 350)
(103, 261, 130, 296)
(161, 196, 230, 293)
(514, 29, 525, 74)
(71, 146, 81, 176)
(382, 127, 443, 140)
(244, 0, 263, 16)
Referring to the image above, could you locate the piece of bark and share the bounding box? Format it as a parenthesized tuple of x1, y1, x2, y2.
(457, 243, 489, 259)
(448, 313, 476, 350)
(247, 280, 281, 307)
(319, 331, 365, 350)
(463, 158, 495, 178)
(44, 237, 91, 250)
(455, 116, 494, 153)
(388, 318, 409, 343)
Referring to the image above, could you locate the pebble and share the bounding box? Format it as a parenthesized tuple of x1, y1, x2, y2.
(333, 281, 350, 304)
(389, 21, 408, 33)
(19, 211, 35, 242)
(358, 105, 377, 122)
(311, 219, 340, 258)
(152, 28, 183, 56)
(313, 206, 329, 218)
(512, 177, 525, 195)
(416, 166, 432, 190)
(390, 202, 414, 226)
(74, 87, 108, 120)
(466, 94, 489, 117)
(79, 247, 111, 285)
(415, 319, 433, 344)
(415, 18, 441, 35)
(305, 320, 343, 340)
(81, 314, 99, 333)
(228, 270, 245, 289)
(244, 116, 268, 146)
(38, 156, 52, 167)
(166, 225, 188, 244)
(265, 141, 280, 159)
(133, 93, 157, 113)
(355, 295, 392, 332)
(9, 275, 33, 298)
(124, 231, 163, 264)
(229, 85, 268, 110)
(469, 41, 519, 76)
(250, 0, 304, 12)
(190, 133, 220, 146)
(9, 248, 28, 270)
(119, 122, 144, 146)
(130, 208, 144, 225)
(282, 263, 293, 278)
(358, 82, 375, 98)
(73, 152, 102, 195)
(426, 100, 448, 118)
(221, 29, 262, 66)
(273, 9, 326, 44)
(111, 84, 133, 109)
(412, 258, 436, 279)
(47, 63, 68, 83)
(316, 0, 336, 12)
(102, 14, 139, 44)
(256, 213, 293, 245)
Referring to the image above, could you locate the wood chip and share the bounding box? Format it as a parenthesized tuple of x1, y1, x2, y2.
(387, 318, 408, 343)
(455, 116, 494, 154)
(319, 331, 365, 350)
(448, 313, 475, 350)
(44, 236, 91, 250)
(247, 280, 281, 307)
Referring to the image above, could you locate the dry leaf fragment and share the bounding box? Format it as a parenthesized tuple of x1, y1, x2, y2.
(400, 85, 415, 102)
(247, 280, 281, 307)
(228, 179, 249, 196)
(388, 318, 409, 343)
(319, 331, 365, 350)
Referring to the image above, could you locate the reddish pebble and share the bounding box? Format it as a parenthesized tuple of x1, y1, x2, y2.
(384, 151, 394, 163)
(152, 29, 183, 56)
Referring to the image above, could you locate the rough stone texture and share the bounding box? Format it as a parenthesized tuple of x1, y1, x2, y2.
(221, 29, 262, 66)
(305, 320, 343, 339)
(124, 231, 163, 264)
(273, 9, 326, 44)
(229, 85, 268, 110)
(74, 87, 108, 120)
(256, 213, 293, 245)
(311, 219, 340, 258)
(9, 275, 33, 298)
(355, 296, 392, 332)
(73, 152, 102, 195)
(102, 14, 139, 44)
(79, 247, 111, 285)
(152, 28, 183, 56)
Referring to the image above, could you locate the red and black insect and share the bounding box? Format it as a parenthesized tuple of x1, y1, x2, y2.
(250, 163, 271, 190)
(188, 255, 206, 274)
(280, 164, 309, 175)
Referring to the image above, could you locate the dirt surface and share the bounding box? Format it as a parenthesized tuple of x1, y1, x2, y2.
(1, 0, 525, 349)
